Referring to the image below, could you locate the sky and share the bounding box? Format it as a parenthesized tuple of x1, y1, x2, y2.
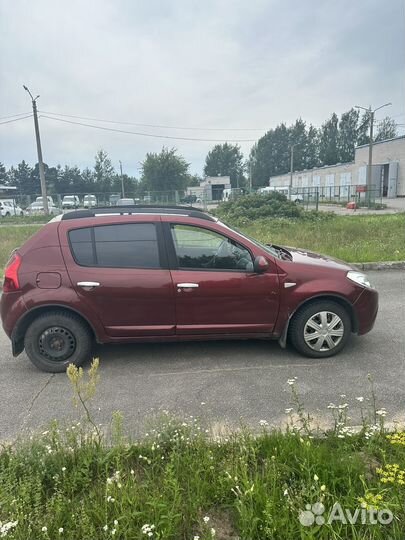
(1, 0, 404, 178)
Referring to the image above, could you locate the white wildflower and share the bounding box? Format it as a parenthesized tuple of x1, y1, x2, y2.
(285, 408, 293, 414)
(203, 516, 210, 523)
(58, 527, 64, 534)
(356, 397, 364, 403)
(42, 526, 48, 532)
(259, 419, 269, 427)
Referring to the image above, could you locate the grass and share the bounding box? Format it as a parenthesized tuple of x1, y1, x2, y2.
(0, 214, 404, 273)
(0, 215, 49, 225)
(1, 364, 405, 539)
(0, 225, 42, 269)
(238, 213, 405, 263)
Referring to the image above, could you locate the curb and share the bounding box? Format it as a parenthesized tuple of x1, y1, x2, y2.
(351, 261, 405, 271)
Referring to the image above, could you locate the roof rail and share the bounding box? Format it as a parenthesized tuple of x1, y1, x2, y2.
(61, 205, 216, 222)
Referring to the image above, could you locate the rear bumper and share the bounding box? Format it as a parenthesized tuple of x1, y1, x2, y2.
(353, 287, 379, 335)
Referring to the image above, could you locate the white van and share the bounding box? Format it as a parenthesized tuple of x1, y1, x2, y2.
(62, 195, 80, 209)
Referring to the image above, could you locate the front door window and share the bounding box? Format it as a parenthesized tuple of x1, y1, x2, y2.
(171, 224, 253, 272)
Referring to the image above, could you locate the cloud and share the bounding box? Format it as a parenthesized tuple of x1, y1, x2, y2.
(1, 0, 404, 177)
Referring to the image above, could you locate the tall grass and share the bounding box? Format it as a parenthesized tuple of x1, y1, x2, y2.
(240, 214, 405, 263)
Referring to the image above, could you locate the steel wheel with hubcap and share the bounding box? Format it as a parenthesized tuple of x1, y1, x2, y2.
(304, 311, 344, 352)
(289, 300, 351, 358)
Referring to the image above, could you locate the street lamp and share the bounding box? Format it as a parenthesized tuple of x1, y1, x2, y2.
(354, 102, 391, 204)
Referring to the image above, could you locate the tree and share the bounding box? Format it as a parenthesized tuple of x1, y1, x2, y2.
(289, 119, 308, 171)
(356, 111, 372, 146)
(0, 162, 7, 183)
(94, 149, 115, 193)
(338, 108, 359, 162)
(204, 143, 245, 188)
(303, 124, 320, 169)
(319, 113, 339, 165)
(12, 161, 36, 195)
(186, 173, 203, 187)
(375, 117, 397, 142)
(141, 147, 190, 192)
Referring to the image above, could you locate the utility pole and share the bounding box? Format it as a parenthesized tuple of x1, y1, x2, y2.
(23, 85, 49, 215)
(355, 102, 391, 205)
(119, 160, 125, 198)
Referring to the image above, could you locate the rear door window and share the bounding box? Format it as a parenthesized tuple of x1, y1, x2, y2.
(69, 223, 160, 268)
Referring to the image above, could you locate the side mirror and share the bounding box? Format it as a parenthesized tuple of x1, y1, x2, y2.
(253, 255, 269, 273)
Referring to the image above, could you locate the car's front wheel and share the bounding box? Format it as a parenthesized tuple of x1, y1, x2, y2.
(24, 311, 93, 372)
(289, 300, 351, 358)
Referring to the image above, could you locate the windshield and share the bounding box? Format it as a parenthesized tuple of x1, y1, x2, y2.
(217, 220, 282, 259)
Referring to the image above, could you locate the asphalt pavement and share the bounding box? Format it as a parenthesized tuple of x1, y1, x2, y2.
(0, 270, 404, 441)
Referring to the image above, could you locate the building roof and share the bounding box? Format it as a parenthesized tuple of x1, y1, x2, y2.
(356, 134, 405, 150)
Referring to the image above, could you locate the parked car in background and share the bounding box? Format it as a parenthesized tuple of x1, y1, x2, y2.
(62, 195, 81, 209)
(0, 200, 24, 217)
(25, 202, 61, 216)
(36, 196, 55, 206)
(117, 198, 135, 206)
(0, 205, 378, 372)
(83, 194, 97, 208)
(109, 194, 121, 206)
(180, 194, 197, 204)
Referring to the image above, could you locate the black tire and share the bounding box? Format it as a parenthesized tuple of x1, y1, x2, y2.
(24, 310, 93, 373)
(288, 300, 351, 358)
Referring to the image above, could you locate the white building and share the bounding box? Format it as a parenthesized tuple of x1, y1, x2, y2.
(187, 175, 231, 201)
(269, 136, 405, 199)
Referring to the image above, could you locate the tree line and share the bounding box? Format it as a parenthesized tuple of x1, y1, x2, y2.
(0, 109, 398, 194)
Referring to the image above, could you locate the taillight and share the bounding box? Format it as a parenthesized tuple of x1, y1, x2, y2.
(3, 252, 22, 292)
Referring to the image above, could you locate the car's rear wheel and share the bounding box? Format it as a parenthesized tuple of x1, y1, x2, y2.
(289, 300, 351, 358)
(24, 311, 93, 372)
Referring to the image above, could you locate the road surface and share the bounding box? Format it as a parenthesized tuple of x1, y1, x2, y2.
(0, 270, 404, 440)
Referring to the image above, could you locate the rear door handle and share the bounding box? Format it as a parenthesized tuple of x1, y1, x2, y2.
(77, 281, 100, 289)
(177, 283, 199, 288)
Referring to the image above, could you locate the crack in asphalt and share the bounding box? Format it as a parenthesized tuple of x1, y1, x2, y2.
(20, 374, 55, 429)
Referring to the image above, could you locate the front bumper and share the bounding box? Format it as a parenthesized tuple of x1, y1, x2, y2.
(353, 287, 379, 335)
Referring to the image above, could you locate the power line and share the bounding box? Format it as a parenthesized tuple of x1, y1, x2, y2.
(39, 110, 265, 132)
(0, 111, 32, 121)
(0, 114, 33, 126)
(40, 114, 257, 142)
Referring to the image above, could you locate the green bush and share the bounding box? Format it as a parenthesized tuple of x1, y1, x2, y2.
(215, 192, 303, 225)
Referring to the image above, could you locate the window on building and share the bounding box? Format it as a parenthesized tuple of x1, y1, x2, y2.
(69, 223, 160, 268)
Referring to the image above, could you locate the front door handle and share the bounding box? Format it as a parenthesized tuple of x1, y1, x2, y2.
(177, 283, 199, 289)
(77, 281, 100, 289)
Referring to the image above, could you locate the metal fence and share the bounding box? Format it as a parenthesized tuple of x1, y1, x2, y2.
(0, 184, 385, 216)
(293, 185, 383, 210)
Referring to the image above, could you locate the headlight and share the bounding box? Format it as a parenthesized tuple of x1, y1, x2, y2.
(347, 271, 373, 289)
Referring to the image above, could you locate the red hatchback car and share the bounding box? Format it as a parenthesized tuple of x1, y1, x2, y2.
(1, 206, 378, 372)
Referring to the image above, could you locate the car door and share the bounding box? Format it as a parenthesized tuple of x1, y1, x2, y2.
(59, 217, 176, 338)
(165, 221, 280, 335)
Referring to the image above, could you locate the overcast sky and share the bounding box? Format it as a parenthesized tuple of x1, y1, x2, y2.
(1, 0, 404, 177)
